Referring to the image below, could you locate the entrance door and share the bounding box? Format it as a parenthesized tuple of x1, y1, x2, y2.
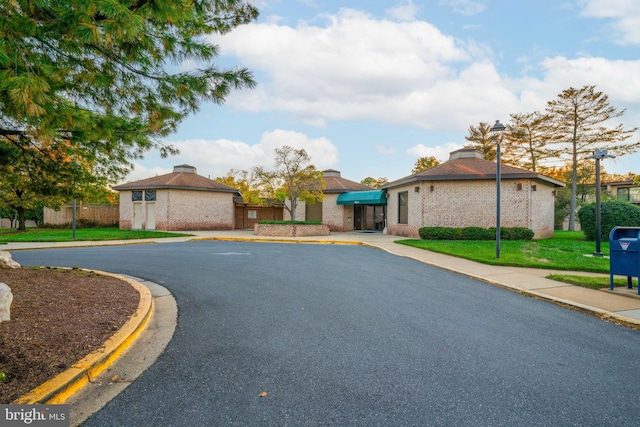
(133, 202, 143, 229)
(354, 205, 364, 230)
(146, 203, 156, 230)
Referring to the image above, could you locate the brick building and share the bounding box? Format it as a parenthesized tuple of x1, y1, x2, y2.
(286, 170, 384, 232)
(381, 148, 565, 239)
(113, 165, 238, 231)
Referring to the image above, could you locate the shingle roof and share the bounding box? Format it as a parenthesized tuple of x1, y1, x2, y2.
(322, 170, 374, 193)
(382, 150, 565, 189)
(113, 167, 239, 193)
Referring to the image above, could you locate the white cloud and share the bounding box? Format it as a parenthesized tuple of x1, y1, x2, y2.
(385, 0, 420, 22)
(407, 142, 465, 162)
(123, 130, 339, 183)
(580, 0, 640, 44)
(439, 0, 486, 16)
(211, 7, 639, 145)
(527, 56, 640, 106)
(214, 9, 520, 130)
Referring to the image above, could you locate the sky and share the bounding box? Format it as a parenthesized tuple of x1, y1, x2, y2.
(123, 0, 640, 185)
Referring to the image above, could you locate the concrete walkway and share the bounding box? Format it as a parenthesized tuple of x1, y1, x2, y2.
(4, 229, 640, 327)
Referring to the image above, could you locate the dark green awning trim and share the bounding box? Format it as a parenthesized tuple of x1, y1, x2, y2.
(336, 190, 387, 205)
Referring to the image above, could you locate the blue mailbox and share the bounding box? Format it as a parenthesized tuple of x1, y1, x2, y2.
(609, 227, 640, 293)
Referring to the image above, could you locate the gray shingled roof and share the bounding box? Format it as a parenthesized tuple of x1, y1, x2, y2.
(113, 166, 239, 193)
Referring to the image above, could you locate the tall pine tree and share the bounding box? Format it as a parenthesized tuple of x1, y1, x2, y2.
(464, 122, 497, 160)
(503, 111, 557, 172)
(545, 85, 639, 230)
(0, 0, 258, 210)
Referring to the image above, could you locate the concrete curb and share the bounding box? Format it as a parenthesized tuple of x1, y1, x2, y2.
(12, 269, 153, 404)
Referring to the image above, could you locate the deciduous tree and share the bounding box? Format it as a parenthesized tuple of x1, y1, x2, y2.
(411, 156, 441, 174)
(215, 169, 263, 204)
(253, 146, 325, 221)
(545, 85, 639, 230)
(360, 177, 388, 189)
(0, 139, 105, 230)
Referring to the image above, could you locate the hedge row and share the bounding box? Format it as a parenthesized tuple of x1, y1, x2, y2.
(418, 226, 534, 241)
(258, 220, 323, 225)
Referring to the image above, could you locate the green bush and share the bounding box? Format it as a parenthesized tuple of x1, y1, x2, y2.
(461, 226, 492, 240)
(419, 226, 534, 241)
(578, 200, 640, 241)
(419, 227, 461, 240)
(499, 227, 534, 241)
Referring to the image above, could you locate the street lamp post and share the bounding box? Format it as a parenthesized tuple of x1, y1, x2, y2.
(490, 120, 506, 259)
(72, 197, 76, 240)
(587, 149, 615, 257)
(71, 162, 79, 240)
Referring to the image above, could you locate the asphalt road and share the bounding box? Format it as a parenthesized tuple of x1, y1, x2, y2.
(12, 241, 640, 426)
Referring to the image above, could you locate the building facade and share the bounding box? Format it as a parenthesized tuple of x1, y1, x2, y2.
(382, 149, 565, 239)
(113, 165, 238, 231)
(284, 169, 382, 232)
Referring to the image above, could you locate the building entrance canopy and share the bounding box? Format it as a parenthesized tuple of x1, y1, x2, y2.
(336, 190, 387, 205)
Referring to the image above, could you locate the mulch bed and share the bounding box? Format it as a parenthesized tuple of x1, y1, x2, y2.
(0, 267, 140, 403)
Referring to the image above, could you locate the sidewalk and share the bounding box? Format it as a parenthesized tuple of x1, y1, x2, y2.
(4, 229, 640, 328)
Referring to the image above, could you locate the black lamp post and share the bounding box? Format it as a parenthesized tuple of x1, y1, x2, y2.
(490, 120, 506, 259)
(587, 149, 615, 256)
(71, 162, 79, 240)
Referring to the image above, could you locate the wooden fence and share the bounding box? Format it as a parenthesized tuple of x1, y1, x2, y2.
(43, 204, 119, 226)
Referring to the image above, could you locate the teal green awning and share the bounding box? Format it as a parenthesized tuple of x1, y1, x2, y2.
(336, 190, 387, 205)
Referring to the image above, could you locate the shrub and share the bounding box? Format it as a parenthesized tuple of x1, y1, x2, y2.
(39, 220, 118, 229)
(419, 226, 534, 240)
(578, 200, 640, 241)
(419, 227, 461, 240)
(501, 227, 535, 241)
(461, 226, 492, 240)
(258, 220, 322, 225)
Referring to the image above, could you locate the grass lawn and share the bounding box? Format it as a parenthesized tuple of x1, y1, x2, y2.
(546, 274, 637, 290)
(396, 231, 610, 273)
(0, 227, 191, 243)
(395, 230, 633, 290)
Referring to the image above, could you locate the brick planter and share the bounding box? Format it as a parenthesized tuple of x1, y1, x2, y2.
(254, 223, 330, 237)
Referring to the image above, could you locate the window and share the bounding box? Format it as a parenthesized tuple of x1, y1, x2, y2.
(144, 190, 156, 201)
(618, 188, 629, 201)
(618, 187, 640, 203)
(398, 191, 408, 224)
(132, 191, 142, 201)
(248, 210, 257, 219)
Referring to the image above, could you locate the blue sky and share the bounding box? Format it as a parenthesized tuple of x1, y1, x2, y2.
(124, 0, 640, 184)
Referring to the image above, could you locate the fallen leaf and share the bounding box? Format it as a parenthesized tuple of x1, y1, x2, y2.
(259, 391, 268, 397)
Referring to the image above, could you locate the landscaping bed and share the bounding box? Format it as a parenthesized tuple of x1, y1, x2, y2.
(0, 267, 139, 403)
(254, 223, 330, 237)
